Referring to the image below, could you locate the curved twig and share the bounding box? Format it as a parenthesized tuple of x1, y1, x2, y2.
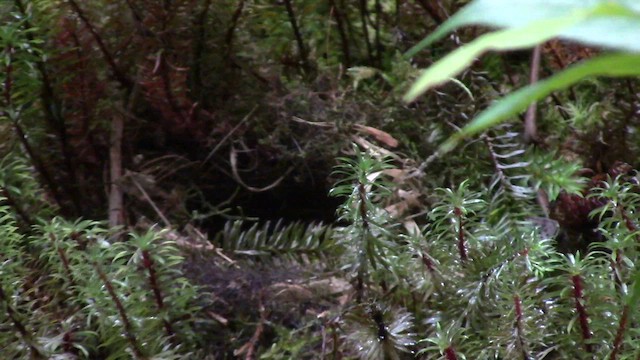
(230, 146, 294, 192)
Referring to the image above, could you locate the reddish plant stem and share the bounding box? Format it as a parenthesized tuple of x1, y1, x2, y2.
(141, 249, 175, 338)
(524, 45, 541, 143)
(62, 331, 76, 354)
(619, 205, 638, 233)
(454, 207, 467, 262)
(415, 0, 445, 24)
(1, 188, 34, 227)
(15, 0, 83, 215)
(571, 274, 593, 353)
(513, 295, 530, 359)
(2, 42, 65, 210)
(444, 346, 458, 360)
(93, 261, 145, 359)
(332, 323, 340, 359)
(0, 285, 45, 358)
(6, 118, 63, 207)
(356, 182, 370, 303)
(421, 251, 436, 274)
(225, 0, 245, 56)
(66, 0, 132, 89)
(609, 304, 629, 360)
(51, 233, 76, 288)
(124, 0, 148, 35)
(69, 31, 106, 193)
(610, 250, 623, 293)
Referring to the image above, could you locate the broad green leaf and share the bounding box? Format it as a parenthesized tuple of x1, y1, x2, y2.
(404, 0, 583, 58)
(404, 2, 640, 103)
(405, 0, 640, 58)
(440, 53, 640, 152)
(403, 17, 583, 102)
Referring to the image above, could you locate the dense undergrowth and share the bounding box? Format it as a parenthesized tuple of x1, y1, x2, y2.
(4, 0, 640, 359)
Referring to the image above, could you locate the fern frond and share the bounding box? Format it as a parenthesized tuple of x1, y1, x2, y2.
(214, 220, 338, 264)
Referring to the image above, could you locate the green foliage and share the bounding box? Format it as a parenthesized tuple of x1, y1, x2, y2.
(527, 150, 586, 201)
(342, 304, 416, 360)
(404, 0, 640, 152)
(315, 145, 640, 358)
(330, 147, 399, 295)
(214, 219, 337, 262)
(5, 0, 640, 358)
(0, 211, 209, 358)
(442, 53, 640, 151)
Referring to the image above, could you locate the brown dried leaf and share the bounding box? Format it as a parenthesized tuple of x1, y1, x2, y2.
(354, 124, 399, 148)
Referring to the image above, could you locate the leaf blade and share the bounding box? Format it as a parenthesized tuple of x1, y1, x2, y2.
(440, 53, 640, 152)
(403, 17, 582, 102)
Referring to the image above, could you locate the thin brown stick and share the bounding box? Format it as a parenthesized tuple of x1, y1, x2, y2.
(1, 188, 34, 226)
(415, 0, 445, 24)
(2, 43, 64, 209)
(0, 286, 45, 358)
(67, 0, 132, 89)
(131, 175, 172, 228)
(141, 249, 175, 339)
(358, 0, 374, 63)
(191, 0, 212, 99)
(14, 1, 83, 214)
(374, 0, 383, 66)
(108, 111, 125, 228)
(234, 294, 268, 360)
(524, 45, 541, 143)
(93, 261, 146, 359)
(109, 81, 140, 227)
(283, 0, 310, 70)
(225, 0, 246, 56)
(328, 0, 351, 66)
(229, 146, 294, 192)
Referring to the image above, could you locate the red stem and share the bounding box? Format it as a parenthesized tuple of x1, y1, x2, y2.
(609, 304, 629, 360)
(142, 249, 175, 338)
(93, 261, 145, 359)
(513, 295, 530, 359)
(66, 0, 132, 89)
(572, 274, 593, 353)
(444, 346, 458, 360)
(455, 207, 467, 262)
